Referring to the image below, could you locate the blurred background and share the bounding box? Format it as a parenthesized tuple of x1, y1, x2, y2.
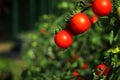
(0, 0, 113, 80)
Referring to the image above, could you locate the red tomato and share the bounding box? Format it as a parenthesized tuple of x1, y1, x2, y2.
(41, 28, 46, 35)
(90, 15, 98, 24)
(65, 23, 79, 36)
(70, 13, 91, 34)
(96, 63, 105, 75)
(54, 30, 73, 49)
(92, 0, 112, 16)
(104, 67, 109, 75)
(97, 63, 105, 70)
(96, 63, 109, 75)
(73, 54, 79, 60)
(73, 69, 79, 77)
(82, 63, 88, 70)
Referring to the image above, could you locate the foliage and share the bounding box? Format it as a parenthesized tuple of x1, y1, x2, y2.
(19, 0, 120, 80)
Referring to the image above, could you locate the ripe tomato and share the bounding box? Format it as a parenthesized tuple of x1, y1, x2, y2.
(82, 63, 88, 70)
(97, 63, 105, 70)
(54, 30, 73, 49)
(65, 23, 79, 36)
(96, 63, 109, 75)
(104, 67, 109, 75)
(96, 63, 105, 75)
(73, 54, 79, 60)
(90, 15, 98, 24)
(70, 13, 91, 34)
(73, 69, 79, 77)
(41, 28, 46, 35)
(92, 0, 112, 16)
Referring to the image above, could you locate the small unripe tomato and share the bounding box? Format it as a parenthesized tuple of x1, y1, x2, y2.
(90, 15, 98, 24)
(70, 12, 91, 34)
(92, 0, 112, 16)
(54, 30, 73, 49)
(116, 7, 120, 20)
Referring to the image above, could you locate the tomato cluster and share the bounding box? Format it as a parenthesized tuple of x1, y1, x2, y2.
(96, 63, 109, 76)
(54, 0, 112, 49)
(54, 12, 91, 48)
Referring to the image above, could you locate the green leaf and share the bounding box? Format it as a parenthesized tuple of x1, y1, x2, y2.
(71, 61, 78, 68)
(107, 46, 120, 53)
(114, 30, 120, 42)
(109, 30, 114, 45)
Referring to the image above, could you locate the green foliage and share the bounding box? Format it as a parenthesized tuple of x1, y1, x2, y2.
(19, 0, 120, 80)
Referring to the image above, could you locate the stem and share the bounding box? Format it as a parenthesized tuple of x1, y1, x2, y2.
(81, 5, 92, 12)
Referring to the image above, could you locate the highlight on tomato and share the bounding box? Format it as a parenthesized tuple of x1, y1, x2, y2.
(92, 0, 112, 16)
(70, 12, 91, 34)
(54, 30, 73, 49)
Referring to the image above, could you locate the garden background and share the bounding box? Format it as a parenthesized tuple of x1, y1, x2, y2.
(0, 0, 120, 80)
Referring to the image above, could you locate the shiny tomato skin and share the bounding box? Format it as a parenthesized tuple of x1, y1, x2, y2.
(70, 13, 91, 34)
(92, 0, 112, 16)
(54, 30, 73, 49)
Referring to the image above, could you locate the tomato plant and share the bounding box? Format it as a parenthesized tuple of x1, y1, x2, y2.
(92, 0, 112, 16)
(70, 12, 91, 34)
(54, 30, 73, 48)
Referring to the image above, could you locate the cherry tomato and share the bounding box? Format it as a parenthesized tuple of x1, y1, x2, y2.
(90, 15, 98, 24)
(73, 69, 79, 77)
(70, 13, 91, 34)
(92, 0, 112, 16)
(96, 63, 109, 75)
(73, 54, 79, 60)
(41, 28, 46, 35)
(65, 23, 79, 36)
(104, 67, 109, 75)
(54, 30, 73, 49)
(82, 63, 88, 70)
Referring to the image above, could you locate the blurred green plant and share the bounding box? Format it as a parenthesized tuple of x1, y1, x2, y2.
(19, 0, 120, 80)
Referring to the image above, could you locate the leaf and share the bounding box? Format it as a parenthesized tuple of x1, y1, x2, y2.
(114, 30, 120, 42)
(109, 30, 114, 45)
(107, 46, 120, 53)
(71, 61, 78, 68)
